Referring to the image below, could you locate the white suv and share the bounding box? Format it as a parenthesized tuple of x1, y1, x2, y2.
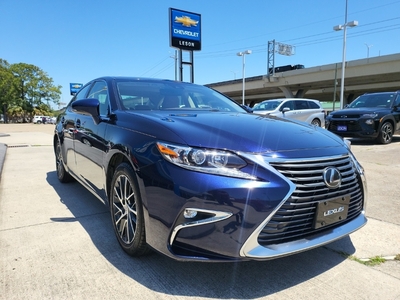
(33, 116, 52, 124)
(252, 98, 326, 127)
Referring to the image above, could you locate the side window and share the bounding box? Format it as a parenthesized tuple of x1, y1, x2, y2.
(394, 95, 400, 107)
(75, 84, 92, 101)
(281, 101, 294, 111)
(294, 100, 309, 110)
(308, 101, 320, 109)
(67, 83, 91, 111)
(88, 81, 109, 116)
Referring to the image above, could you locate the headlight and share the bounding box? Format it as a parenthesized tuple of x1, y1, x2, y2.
(343, 138, 351, 150)
(157, 142, 256, 180)
(362, 113, 378, 118)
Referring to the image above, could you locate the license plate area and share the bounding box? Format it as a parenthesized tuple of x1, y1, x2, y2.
(313, 195, 350, 229)
(337, 125, 347, 131)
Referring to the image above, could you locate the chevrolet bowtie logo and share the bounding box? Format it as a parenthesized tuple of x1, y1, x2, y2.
(175, 16, 198, 27)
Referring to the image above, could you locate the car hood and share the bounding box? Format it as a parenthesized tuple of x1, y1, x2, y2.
(128, 111, 347, 157)
(329, 107, 390, 116)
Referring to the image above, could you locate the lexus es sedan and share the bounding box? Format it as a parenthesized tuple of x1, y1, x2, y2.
(54, 76, 367, 262)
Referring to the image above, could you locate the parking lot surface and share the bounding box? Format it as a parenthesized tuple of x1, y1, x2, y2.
(0, 124, 399, 299)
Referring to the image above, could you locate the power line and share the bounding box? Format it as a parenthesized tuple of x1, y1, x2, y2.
(141, 4, 400, 76)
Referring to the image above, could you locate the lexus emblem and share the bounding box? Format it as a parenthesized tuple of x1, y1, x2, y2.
(323, 167, 342, 189)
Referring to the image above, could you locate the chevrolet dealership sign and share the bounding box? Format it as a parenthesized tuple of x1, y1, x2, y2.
(169, 8, 201, 51)
(70, 83, 83, 95)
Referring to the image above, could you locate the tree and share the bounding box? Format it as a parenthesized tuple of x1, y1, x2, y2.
(9, 62, 62, 120)
(0, 59, 62, 122)
(0, 59, 17, 122)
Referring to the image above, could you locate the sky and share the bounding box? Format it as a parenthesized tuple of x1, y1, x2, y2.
(1, 0, 400, 108)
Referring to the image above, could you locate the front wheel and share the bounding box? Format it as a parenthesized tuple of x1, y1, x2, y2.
(55, 139, 73, 183)
(377, 121, 393, 144)
(311, 118, 321, 127)
(110, 163, 149, 256)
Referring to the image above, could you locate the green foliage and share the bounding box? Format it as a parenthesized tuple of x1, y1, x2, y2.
(348, 255, 386, 266)
(0, 59, 62, 122)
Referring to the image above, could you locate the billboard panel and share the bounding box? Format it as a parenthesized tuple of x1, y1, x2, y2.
(169, 8, 201, 51)
(70, 83, 83, 95)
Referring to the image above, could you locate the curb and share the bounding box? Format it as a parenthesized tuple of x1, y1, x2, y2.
(0, 142, 7, 182)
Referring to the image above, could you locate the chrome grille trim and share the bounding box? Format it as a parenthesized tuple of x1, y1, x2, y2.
(257, 154, 365, 245)
(239, 152, 367, 259)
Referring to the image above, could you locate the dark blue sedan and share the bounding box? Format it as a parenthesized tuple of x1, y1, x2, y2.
(54, 77, 367, 262)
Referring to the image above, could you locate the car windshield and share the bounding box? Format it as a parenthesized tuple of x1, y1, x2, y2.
(116, 80, 246, 112)
(347, 93, 395, 108)
(252, 100, 283, 111)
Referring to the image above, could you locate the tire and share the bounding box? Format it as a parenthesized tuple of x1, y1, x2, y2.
(311, 118, 321, 127)
(110, 163, 149, 256)
(55, 140, 74, 183)
(377, 121, 393, 144)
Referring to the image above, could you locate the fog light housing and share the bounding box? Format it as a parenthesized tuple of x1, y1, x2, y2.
(183, 209, 197, 219)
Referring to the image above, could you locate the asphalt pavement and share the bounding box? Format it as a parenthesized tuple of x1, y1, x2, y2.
(0, 123, 399, 300)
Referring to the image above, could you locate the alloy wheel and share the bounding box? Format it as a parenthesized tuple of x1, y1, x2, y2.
(112, 174, 137, 244)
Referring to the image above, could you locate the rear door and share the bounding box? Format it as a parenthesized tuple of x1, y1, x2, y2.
(292, 100, 311, 122)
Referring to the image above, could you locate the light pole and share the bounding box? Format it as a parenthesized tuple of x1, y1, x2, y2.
(237, 50, 251, 105)
(333, 0, 358, 109)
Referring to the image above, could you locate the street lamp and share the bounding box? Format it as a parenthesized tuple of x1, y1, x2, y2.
(333, 0, 358, 109)
(237, 50, 251, 105)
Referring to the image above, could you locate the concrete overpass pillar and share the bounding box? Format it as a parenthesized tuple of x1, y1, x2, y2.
(279, 87, 294, 98)
(295, 89, 308, 98)
(279, 87, 309, 98)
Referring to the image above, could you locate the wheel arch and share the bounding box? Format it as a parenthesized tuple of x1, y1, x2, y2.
(105, 152, 145, 206)
(378, 115, 395, 130)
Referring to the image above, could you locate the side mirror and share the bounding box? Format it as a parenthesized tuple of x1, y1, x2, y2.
(281, 107, 290, 113)
(72, 98, 100, 124)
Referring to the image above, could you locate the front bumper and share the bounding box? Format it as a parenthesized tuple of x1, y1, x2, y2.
(142, 151, 367, 262)
(326, 118, 379, 139)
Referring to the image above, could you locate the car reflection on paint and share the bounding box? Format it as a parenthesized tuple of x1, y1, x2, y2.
(252, 98, 326, 127)
(53, 76, 367, 262)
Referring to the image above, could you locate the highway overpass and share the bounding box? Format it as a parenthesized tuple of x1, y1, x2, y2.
(207, 53, 400, 107)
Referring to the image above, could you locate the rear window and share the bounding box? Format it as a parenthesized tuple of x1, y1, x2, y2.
(308, 101, 320, 109)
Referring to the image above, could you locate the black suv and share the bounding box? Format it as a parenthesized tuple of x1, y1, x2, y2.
(326, 91, 400, 144)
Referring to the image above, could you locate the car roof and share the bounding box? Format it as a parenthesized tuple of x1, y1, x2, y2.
(92, 76, 194, 85)
(259, 98, 321, 103)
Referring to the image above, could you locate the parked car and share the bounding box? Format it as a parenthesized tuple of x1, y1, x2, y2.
(47, 117, 57, 124)
(252, 98, 326, 127)
(54, 76, 367, 262)
(326, 91, 400, 144)
(33, 115, 46, 124)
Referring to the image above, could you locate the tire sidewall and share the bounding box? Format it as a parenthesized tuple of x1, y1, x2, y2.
(378, 121, 393, 144)
(110, 163, 146, 254)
